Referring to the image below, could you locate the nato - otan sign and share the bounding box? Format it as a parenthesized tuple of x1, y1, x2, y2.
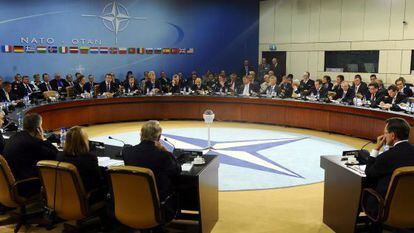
(0, 0, 259, 81)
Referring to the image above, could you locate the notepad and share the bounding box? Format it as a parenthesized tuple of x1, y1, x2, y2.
(181, 163, 193, 172)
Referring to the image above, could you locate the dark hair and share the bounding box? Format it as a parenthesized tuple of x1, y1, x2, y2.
(354, 74, 362, 80)
(385, 117, 410, 140)
(387, 84, 398, 92)
(42, 73, 48, 78)
(287, 74, 294, 79)
(370, 74, 377, 78)
(315, 79, 323, 85)
(337, 75, 344, 81)
(323, 75, 331, 83)
(395, 77, 406, 85)
(368, 82, 379, 89)
(3, 81, 11, 87)
(23, 113, 42, 135)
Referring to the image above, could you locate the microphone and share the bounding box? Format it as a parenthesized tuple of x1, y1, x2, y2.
(361, 140, 374, 150)
(163, 137, 176, 151)
(108, 136, 131, 158)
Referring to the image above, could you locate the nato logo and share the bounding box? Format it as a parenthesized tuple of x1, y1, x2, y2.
(82, 1, 147, 44)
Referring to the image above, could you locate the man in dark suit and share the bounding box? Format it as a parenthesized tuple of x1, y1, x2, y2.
(39, 73, 53, 93)
(395, 77, 413, 97)
(240, 60, 255, 77)
(0, 82, 19, 102)
(265, 75, 280, 96)
(84, 74, 97, 93)
(99, 73, 118, 94)
(16, 75, 35, 99)
(311, 79, 328, 99)
(298, 71, 314, 96)
(334, 81, 355, 104)
(269, 57, 283, 84)
(186, 71, 198, 88)
(332, 75, 344, 94)
(351, 74, 368, 98)
(144, 71, 162, 94)
(366, 82, 385, 108)
(158, 71, 170, 93)
(50, 73, 69, 92)
(11, 73, 22, 97)
(228, 73, 241, 93)
(364, 118, 414, 221)
(278, 75, 293, 98)
(238, 75, 259, 96)
(123, 120, 181, 222)
(381, 85, 407, 111)
(3, 113, 58, 197)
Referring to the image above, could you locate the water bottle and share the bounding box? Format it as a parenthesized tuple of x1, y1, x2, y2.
(354, 96, 358, 106)
(146, 88, 150, 96)
(60, 128, 66, 148)
(17, 112, 23, 131)
(362, 96, 366, 106)
(316, 92, 320, 100)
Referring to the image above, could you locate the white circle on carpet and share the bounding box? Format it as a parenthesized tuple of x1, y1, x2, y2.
(91, 127, 354, 191)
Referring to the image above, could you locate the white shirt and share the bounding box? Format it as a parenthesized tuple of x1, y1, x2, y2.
(370, 140, 409, 158)
(242, 84, 250, 96)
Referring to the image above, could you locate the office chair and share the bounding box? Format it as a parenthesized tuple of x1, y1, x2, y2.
(37, 160, 106, 232)
(108, 166, 169, 232)
(0, 155, 42, 233)
(361, 166, 414, 232)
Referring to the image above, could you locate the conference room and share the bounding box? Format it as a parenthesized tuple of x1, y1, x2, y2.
(0, 0, 414, 233)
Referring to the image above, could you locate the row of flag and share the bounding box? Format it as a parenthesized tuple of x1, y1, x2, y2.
(1, 45, 195, 55)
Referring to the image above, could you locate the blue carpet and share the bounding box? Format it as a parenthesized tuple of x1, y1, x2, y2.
(91, 127, 354, 191)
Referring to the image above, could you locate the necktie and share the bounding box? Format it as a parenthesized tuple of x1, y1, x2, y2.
(47, 83, 51, 91)
(107, 83, 110, 92)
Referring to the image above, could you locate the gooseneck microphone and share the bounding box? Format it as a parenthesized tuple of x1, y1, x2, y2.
(163, 137, 176, 150)
(108, 136, 126, 146)
(108, 136, 131, 158)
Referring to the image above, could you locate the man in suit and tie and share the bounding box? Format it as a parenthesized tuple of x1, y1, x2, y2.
(11, 73, 22, 97)
(84, 74, 97, 93)
(240, 60, 255, 77)
(265, 76, 280, 96)
(50, 73, 69, 92)
(395, 77, 413, 97)
(144, 71, 162, 94)
(334, 81, 355, 104)
(0, 82, 18, 103)
(364, 118, 414, 226)
(269, 57, 283, 84)
(298, 71, 314, 96)
(380, 85, 407, 111)
(123, 120, 181, 223)
(238, 75, 258, 96)
(228, 73, 241, 93)
(367, 82, 385, 108)
(351, 74, 369, 98)
(16, 76, 35, 99)
(311, 79, 328, 99)
(99, 73, 118, 94)
(278, 75, 293, 98)
(65, 74, 75, 87)
(39, 73, 53, 93)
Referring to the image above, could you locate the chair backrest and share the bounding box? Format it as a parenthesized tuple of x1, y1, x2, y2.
(0, 155, 18, 208)
(37, 160, 88, 221)
(66, 86, 75, 97)
(108, 166, 162, 229)
(43, 90, 58, 98)
(93, 85, 100, 97)
(383, 166, 414, 228)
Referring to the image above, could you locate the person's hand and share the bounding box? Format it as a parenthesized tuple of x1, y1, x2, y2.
(155, 141, 168, 152)
(375, 134, 386, 151)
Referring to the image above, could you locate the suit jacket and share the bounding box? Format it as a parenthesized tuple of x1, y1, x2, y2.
(324, 82, 333, 91)
(170, 84, 181, 94)
(365, 141, 414, 198)
(366, 92, 385, 108)
(73, 83, 86, 95)
(383, 92, 407, 105)
(50, 79, 69, 92)
(265, 85, 280, 95)
(0, 89, 17, 102)
(228, 79, 242, 92)
(16, 83, 35, 99)
(335, 88, 355, 104)
(84, 82, 97, 93)
(123, 140, 181, 201)
(123, 82, 139, 93)
(39, 82, 54, 92)
(3, 131, 58, 181)
(279, 82, 293, 98)
(0, 131, 4, 154)
(99, 81, 118, 94)
(237, 83, 259, 95)
(214, 82, 228, 93)
(11, 81, 21, 96)
(144, 80, 162, 94)
(311, 86, 328, 99)
(57, 152, 103, 193)
(240, 65, 255, 77)
(270, 63, 283, 83)
(351, 82, 368, 97)
(298, 79, 315, 95)
(403, 86, 413, 97)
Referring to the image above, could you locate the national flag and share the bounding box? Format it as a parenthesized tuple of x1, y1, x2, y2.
(48, 46, 58, 53)
(145, 48, 153, 54)
(69, 46, 79, 54)
(137, 48, 145, 54)
(186, 48, 194, 54)
(79, 46, 89, 54)
(59, 46, 68, 54)
(162, 48, 171, 54)
(1, 45, 12, 53)
(171, 48, 179, 54)
(25, 46, 36, 53)
(179, 48, 186, 54)
(13, 46, 24, 53)
(89, 47, 99, 54)
(99, 47, 109, 54)
(154, 48, 162, 54)
(118, 47, 127, 54)
(37, 46, 47, 53)
(110, 47, 118, 54)
(128, 48, 136, 54)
